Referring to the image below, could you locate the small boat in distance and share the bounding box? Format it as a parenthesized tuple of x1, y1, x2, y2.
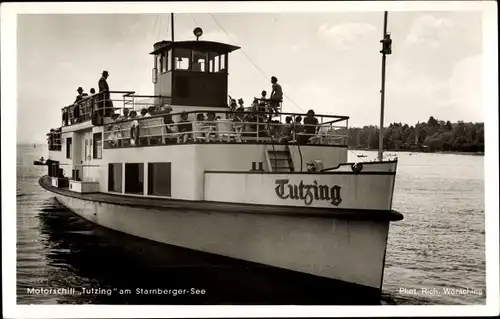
(33, 156, 46, 165)
(37, 12, 402, 303)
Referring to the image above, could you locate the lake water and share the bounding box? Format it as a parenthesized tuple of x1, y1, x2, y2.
(15, 145, 486, 305)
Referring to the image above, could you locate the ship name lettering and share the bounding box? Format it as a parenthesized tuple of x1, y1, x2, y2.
(274, 179, 342, 206)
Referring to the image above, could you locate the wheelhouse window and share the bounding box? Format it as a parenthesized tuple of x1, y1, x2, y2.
(208, 53, 226, 73)
(191, 51, 207, 72)
(174, 48, 191, 70)
(125, 163, 144, 195)
(161, 51, 168, 73)
(93, 133, 102, 159)
(148, 162, 171, 197)
(108, 163, 122, 193)
(66, 137, 72, 159)
(167, 49, 173, 71)
(220, 54, 226, 72)
(157, 54, 162, 74)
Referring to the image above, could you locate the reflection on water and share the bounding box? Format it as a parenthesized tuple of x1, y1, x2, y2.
(16, 145, 486, 305)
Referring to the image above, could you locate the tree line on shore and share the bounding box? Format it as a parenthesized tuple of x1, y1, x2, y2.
(347, 116, 484, 153)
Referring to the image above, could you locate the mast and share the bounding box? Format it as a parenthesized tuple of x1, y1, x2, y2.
(378, 11, 392, 161)
(171, 13, 175, 42)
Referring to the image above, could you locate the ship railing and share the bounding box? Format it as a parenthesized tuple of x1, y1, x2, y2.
(61, 91, 168, 127)
(102, 110, 349, 148)
(69, 164, 100, 183)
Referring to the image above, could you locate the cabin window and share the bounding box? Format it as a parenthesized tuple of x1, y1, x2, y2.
(174, 48, 191, 70)
(125, 163, 144, 195)
(93, 133, 102, 159)
(220, 54, 226, 72)
(214, 56, 220, 72)
(66, 137, 72, 159)
(157, 54, 162, 74)
(108, 163, 122, 193)
(192, 51, 207, 72)
(208, 52, 219, 73)
(167, 49, 173, 71)
(148, 162, 171, 197)
(208, 53, 225, 73)
(161, 51, 167, 73)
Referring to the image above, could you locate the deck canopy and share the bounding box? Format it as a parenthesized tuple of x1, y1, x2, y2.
(150, 40, 240, 55)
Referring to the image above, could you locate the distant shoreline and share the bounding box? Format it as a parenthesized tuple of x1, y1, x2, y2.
(20, 144, 485, 157)
(348, 149, 485, 156)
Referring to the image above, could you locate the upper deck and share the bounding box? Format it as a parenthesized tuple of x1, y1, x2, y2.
(47, 90, 349, 150)
(46, 33, 350, 153)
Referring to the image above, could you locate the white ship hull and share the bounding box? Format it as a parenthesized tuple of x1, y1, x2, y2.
(40, 159, 401, 298)
(54, 195, 389, 289)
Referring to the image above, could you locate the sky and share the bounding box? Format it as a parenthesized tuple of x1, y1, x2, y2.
(16, 10, 484, 143)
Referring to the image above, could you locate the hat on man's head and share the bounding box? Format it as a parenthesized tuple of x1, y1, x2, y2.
(77, 87, 83, 92)
(102, 70, 109, 76)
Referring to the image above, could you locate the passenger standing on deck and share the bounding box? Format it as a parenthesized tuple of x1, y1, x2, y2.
(270, 76, 283, 115)
(237, 98, 245, 111)
(98, 70, 113, 117)
(74, 87, 85, 103)
(73, 87, 87, 123)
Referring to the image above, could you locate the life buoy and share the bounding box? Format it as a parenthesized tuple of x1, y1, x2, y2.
(351, 162, 363, 173)
(130, 123, 139, 146)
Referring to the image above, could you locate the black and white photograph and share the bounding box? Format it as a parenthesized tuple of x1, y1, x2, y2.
(1, 1, 498, 318)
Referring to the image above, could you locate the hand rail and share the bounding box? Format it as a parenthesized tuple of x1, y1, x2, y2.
(102, 112, 348, 148)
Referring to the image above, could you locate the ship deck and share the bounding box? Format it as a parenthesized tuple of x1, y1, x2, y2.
(39, 176, 403, 221)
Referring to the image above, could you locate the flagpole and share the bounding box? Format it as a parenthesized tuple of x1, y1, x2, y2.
(378, 11, 389, 162)
(171, 13, 175, 42)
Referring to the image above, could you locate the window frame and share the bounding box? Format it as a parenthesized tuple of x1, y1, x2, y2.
(124, 162, 144, 195)
(66, 137, 72, 159)
(108, 163, 123, 193)
(148, 162, 172, 197)
(93, 132, 102, 159)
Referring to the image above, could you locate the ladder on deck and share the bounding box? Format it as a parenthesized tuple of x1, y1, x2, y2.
(266, 146, 295, 172)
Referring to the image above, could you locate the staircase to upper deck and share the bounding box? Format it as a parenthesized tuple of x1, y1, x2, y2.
(266, 146, 295, 172)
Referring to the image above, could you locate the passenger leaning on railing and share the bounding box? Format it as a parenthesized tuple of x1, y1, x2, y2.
(139, 108, 149, 118)
(73, 87, 88, 123)
(233, 108, 245, 136)
(163, 113, 177, 143)
(147, 106, 157, 116)
(293, 115, 304, 143)
(302, 109, 319, 144)
(116, 107, 129, 121)
(243, 107, 258, 137)
(128, 110, 140, 146)
(280, 116, 294, 142)
(227, 98, 237, 119)
(203, 112, 217, 141)
(177, 111, 192, 143)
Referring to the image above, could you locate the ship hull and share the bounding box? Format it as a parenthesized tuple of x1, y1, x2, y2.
(39, 176, 398, 302)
